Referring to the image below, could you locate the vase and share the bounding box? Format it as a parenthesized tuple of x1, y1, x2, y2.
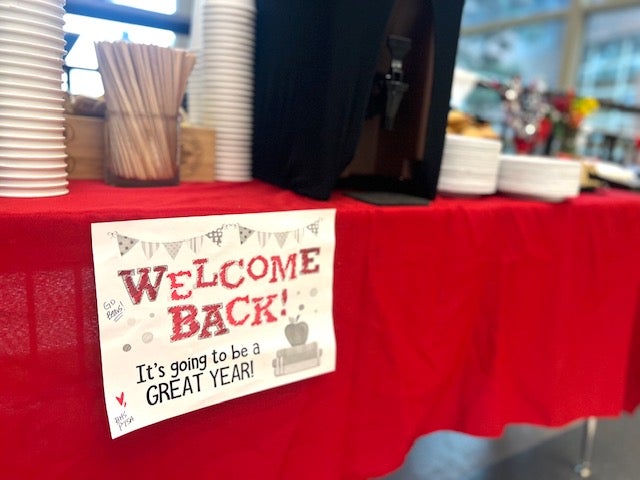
(556, 124, 578, 157)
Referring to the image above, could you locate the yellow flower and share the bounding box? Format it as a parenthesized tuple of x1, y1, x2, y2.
(571, 97, 599, 117)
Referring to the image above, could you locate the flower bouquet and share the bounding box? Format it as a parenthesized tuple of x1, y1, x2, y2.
(549, 90, 599, 156)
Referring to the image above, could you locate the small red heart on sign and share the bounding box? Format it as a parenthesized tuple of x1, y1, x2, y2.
(116, 392, 126, 407)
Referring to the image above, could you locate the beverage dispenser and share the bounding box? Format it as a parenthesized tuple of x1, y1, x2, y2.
(252, 0, 465, 201)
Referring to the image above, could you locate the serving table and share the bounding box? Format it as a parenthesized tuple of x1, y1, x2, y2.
(2, 180, 640, 479)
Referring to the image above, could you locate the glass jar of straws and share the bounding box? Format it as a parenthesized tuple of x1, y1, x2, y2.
(95, 41, 195, 187)
(104, 111, 181, 186)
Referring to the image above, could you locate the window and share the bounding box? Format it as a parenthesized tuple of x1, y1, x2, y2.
(577, 4, 640, 140)
(457, 20, 566, 88)
(111, 0, 176, 15)
(456, 0, 640, 149)
(462, 0, 569, 28)
(63, 0, 187, 97)
(64, 14, 177, 96)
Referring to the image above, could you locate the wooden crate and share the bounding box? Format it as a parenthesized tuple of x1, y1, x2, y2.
(64, 114, 216, 182)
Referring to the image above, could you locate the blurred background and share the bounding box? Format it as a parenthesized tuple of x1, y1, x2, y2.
(62, 0, 640, 163)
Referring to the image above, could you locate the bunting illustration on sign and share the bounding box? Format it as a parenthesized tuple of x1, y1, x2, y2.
(91, 209, 336, 439)
(113, 219, 321, 259)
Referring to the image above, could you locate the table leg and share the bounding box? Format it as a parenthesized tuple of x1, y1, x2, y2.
(574, 416, 598, 478)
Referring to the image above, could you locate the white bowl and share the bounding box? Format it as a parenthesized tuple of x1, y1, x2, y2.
(445, 133, 502, 149)
(0, 14, 64, 37)
(216, 172, 252, 180)
(437, 181, 497, 197)
(213, 135, 252, 145)
(201, 99, 253, 110)
(216, 168, 252, 175)
(0, 140, 65, 151)
(1, 142, 66, 152)
(0, 175, 67, 187)
(0, 130, 64, 144)
(0, 0, 65, 17)
(216, 134, 253, 146)
(204, 24, 256, 37)
(0, 92, 64, 111)
(211, 124, 253, 135)
(0, 80, 64, 99)
(200, 71, 254, 84)
(200, 103, 253, 113)
(215, 175, 252, 183)
(0, 115, 65, 132)
(499, 154, 581, 173)
(216, 156, 252, 164)
(202, 38, 255, 52)
(205, 114, 253, 125)
(0, 3, 65, 26)
(0, 185, 68, 197)
(204, 26, 255, 41)
(1, 37, 65, 57)
(0, 158, 67, 169)
(199, 87, 254, 98)
(200, 51, 255, 63)
(202, 64, 254, 77)
(0, 120, 64, 134)
(0, 70, 63, 91)
(497, 154, 581, 201)
(216, 155, 252, 166)
(0, 147, 66, 159)
(200, 59, 254, 71)
(204, 77, 254, 89)
(203, 2, 257, 15)
(0, 59, 64, 80)
(0, 49, 64, 69)
(214, 133, 252, 143)
(0, 101, 64, 116)
(0, 25, 66, 48)
(215, 142, 252, 152)
(0, 167, 67, 179)
(202, 87, 254, 99)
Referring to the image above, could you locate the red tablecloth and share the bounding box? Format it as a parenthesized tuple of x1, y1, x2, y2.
(2, 180, 640, 479)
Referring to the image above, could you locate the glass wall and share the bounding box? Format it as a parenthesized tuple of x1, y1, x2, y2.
(577, 5, 640, 142)
(457, 20, 566, 87)
(462, 0, 569, 28)
(456, 0, 640, 157)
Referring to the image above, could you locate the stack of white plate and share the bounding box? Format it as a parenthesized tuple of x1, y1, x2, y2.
(190, 0, 256, 182)
(590, 160, 640, 189)
(437, 134, 503, 196)
(0, 0, 68, 198)
(497, 154, 582, 202)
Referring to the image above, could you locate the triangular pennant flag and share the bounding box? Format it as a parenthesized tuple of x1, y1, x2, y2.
(257, 231, 271, 247)
(274, 231, 289, 248)
(307, 220, 320, 235)
(206, 227, 223, 246)
(117, 233, 139, 256)
(141, 241, 161, 259)
(293, 229, 302, 243)
(188, 236, 204, 254)
(164, 241, 183, 259)
(239, 226, 255, 245)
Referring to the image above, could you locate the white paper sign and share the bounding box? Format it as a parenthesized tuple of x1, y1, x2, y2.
(91, 209, 336, 438)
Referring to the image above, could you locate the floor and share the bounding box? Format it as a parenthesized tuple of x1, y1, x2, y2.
(377, 409, 640, 480)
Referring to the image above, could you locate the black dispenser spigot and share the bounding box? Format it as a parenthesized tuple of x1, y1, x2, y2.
(383, 35, 411, 130)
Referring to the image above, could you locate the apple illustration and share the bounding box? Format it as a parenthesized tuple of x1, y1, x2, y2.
(285, 315, 308, 346)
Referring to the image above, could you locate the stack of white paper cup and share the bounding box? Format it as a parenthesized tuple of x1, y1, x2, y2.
(0, 0, 68, 197)
(190, 0, 256, 182)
